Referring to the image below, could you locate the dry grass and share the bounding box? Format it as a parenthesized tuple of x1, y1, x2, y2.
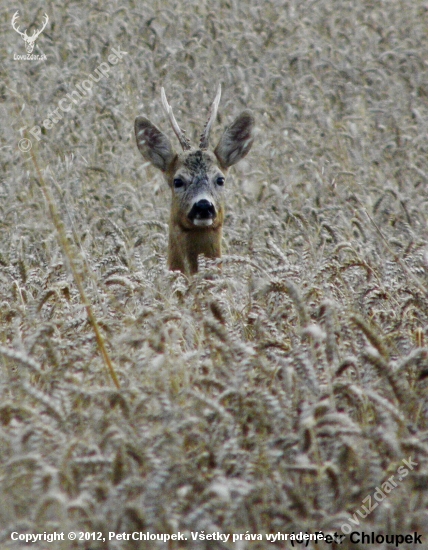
(1, 0, 428, 548)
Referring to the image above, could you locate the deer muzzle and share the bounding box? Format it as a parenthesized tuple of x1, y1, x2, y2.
(188, 199, 216, 227)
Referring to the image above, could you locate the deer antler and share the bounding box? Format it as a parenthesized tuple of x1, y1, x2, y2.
(199, 84, 221, 150)
(161, 87, 191, 151)
(11, 11, 28, 39)
(31, 13, 49, 40)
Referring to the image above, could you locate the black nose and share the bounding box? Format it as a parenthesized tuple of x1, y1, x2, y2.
(195, 199, 215, 216)
(189, 199, 216, 220)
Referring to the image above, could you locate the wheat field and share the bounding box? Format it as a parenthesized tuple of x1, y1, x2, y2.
(1, 0, 428, 548)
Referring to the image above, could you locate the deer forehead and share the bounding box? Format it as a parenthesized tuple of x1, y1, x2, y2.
(173, 150, 222, 180)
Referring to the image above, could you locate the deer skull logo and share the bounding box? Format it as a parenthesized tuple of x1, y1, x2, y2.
(11, 11, 48, 54)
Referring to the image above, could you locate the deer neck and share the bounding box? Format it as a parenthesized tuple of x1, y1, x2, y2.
(168, 219, 222, 274)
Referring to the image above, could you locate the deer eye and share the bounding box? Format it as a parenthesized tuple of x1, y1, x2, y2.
(216, 176, 225, 186)
(173, 178, 184, 189)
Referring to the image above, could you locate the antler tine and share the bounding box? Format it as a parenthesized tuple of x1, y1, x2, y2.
(32, 13, 49, 38)
(199, 84, 222, 150)
(161, 87, 191, 151)
(12, 11, 27, 38)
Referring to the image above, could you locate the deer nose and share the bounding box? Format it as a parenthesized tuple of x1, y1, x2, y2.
(195, 199, 215, 217)
(188, 199, 217, 226)
(189, 199, 216, 220)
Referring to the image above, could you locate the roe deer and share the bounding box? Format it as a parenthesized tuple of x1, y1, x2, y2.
(135, 85, 254, 274)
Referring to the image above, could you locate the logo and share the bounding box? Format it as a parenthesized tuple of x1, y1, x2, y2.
(12, 11, 48, 55)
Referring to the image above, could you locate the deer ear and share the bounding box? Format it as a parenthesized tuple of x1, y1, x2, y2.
(135, 116, 176, 172)
(214, 110, 254, 169)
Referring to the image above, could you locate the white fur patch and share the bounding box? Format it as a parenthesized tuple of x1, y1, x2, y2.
(193, 194, 212, 204)
(193, 219, 213, 227)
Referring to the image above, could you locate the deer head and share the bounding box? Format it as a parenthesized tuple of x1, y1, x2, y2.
(135, 86, 254, 274)
(12, 11, 48, 54)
